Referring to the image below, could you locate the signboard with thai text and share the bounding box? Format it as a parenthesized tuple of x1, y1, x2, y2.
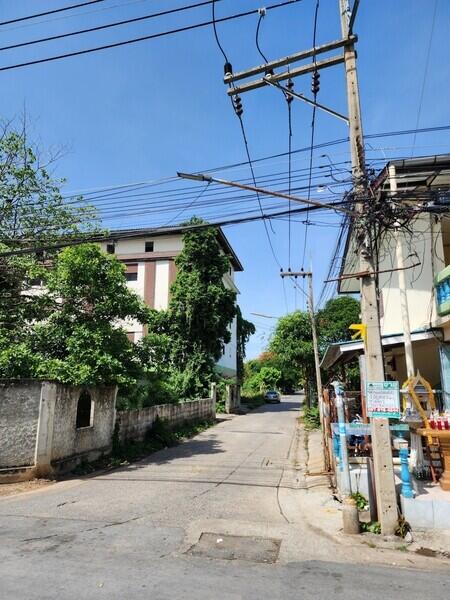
(366, 381, 401, 419)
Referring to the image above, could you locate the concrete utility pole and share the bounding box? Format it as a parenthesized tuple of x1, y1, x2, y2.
(280, 271, 323, 405)
(339, 0, 397, 533)
(280, 270, 330, 471)
(216, 0, 398, 533)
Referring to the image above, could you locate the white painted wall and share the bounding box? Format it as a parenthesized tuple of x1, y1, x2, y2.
(217, 316, 238, 375)
(100, 235, 183, 255)
(154, 260, 170, 310)
(379, 215, 445, 335)
(153, 236, 183, 252)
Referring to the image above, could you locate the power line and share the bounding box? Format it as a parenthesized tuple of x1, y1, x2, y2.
(0, 1, 106, 27)
(0, 0, 299, 72)
(0, 1, 224, 53)
(55, 126, 449, 200)
(211, 0, 229, 63)
(254, 7, 296, 269)
(211, 0, 287, 274)
(411, 0, 438, 155)
(0, 199, 351, 257)
(198, 125, 450, 178)
(301, 0, 320, 268)
(1, 1, 154, 34)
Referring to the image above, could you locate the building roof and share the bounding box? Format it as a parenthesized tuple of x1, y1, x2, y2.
(104, 225, 243, 272)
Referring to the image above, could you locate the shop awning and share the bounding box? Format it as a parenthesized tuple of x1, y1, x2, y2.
(320, 329, 437, 370)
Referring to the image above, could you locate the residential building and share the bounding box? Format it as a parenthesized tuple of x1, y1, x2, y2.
(322, 154, 450, 403)
(100, 226, 243, 378)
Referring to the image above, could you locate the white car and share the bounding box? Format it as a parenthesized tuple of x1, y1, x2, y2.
(264, 390, 280, 403)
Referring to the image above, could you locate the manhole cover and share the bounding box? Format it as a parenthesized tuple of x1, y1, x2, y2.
(187, 533, 281, 563)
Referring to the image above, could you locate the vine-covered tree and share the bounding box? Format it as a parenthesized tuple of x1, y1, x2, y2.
(153, 219, 238, 398)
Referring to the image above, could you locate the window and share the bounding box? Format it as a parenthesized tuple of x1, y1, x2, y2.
(106, 243, 115, 254)
(125, 264, 138, 281)
(76, 390, 93, 428)
(145, 241, 154, 253)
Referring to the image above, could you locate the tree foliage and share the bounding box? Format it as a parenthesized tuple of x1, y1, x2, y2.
(0, 125, 98, 351)
(0, 245, 151, 385)
(255, 366, 282, 391)
(317, 296, 360, 349)
(269, 310, 315, 391)
(148, 219, 238, 398)
(244, 297, 362, 402)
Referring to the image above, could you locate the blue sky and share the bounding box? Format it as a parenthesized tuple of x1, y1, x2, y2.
(2, 0, 449, 358)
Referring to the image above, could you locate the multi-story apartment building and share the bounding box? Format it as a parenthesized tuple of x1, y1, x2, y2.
(100, 226, 243, 378)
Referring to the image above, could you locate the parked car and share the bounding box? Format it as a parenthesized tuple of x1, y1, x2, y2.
(264, 390, 280, 403)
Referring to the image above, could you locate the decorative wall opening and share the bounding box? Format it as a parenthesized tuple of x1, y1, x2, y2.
(76, 390, 94, 429)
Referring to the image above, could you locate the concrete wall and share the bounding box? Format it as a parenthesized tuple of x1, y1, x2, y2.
(50, 385, 117, 468)
(0, 380, 42, 468)
(116, 398, 215, 444)
(0, 381, 116, 475)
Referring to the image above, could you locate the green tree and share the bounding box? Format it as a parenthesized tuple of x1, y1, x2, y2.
(269, 310, 316, 405)
(256, 366, 282, 391)
(317, 296, 360, 349)
(150, 219, 237, 398)
(0, 244, 151, 385)
(317, 296, 361, 389)
(0, 126, 97, 353)
(243, 351, 297, 393)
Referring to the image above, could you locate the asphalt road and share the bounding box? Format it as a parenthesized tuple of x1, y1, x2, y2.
(1, 395, 449, 599)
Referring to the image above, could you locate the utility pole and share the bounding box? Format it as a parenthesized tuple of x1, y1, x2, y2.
(280, 271, 323, 405)
(281, 270, 330, 471)
(216, 0, 397, 533)
(339, 0, 397, 533)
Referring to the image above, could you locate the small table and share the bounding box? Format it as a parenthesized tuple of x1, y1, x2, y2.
(417, 429, 450, 491)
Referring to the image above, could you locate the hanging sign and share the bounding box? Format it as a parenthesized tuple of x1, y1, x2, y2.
(366, 381, 401, 419)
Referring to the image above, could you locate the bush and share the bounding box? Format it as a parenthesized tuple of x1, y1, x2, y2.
(302, 405, 321, 430)
(351, 491, 368, 510)
(241, 392, 265, 410)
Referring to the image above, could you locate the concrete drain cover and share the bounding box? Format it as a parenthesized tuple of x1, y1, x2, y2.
(188, 533, 281, 563)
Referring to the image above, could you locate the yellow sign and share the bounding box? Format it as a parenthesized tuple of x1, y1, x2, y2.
(349, 323, 367, 342)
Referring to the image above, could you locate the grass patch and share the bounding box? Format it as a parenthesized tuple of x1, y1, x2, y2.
(301, 406, 321, 430)
(241, 393, 266, 409)
(72, 418, 213, 476)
